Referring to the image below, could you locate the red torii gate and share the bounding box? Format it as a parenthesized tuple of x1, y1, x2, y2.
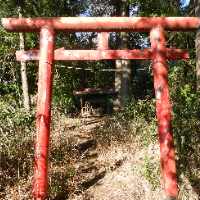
(2, 17, 199, 200)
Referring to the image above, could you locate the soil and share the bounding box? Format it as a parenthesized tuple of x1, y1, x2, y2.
(2, 114, 200, 200)
(50, 116, 167, 200)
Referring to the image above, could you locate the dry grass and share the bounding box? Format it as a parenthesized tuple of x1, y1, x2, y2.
(1, 113, 200, 200)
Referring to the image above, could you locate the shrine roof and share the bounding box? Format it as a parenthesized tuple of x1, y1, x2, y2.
(74, 88, 116, 95)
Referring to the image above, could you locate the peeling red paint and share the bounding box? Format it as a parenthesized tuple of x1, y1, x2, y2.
(150, 26, 178, 197)
(2, 17, 200, 33)
(97, 32, 108, 50)
(16, 48, 188, 61)
(33, 26, 55, 200)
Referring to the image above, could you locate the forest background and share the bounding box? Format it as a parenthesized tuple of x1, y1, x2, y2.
(0, 0, 200, 199)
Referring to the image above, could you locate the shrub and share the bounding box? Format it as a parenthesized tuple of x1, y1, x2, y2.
(0, 96, 36, 192)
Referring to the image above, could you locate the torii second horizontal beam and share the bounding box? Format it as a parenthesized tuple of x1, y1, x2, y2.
(16, 48, 188, 61)
(2, 17, 200, 33)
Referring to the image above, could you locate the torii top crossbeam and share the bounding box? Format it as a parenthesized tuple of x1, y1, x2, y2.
(2, 17, 200, 32)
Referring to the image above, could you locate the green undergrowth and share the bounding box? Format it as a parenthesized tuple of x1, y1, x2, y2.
(0, 96, 36, 198)
(168, 60, 200, 197)
(93, 97, 161, 188)
(94, 97, 157, 145)
(140, 155, 160, 189)
(94, 86, 200, 197)
(1, 63, 200, 199)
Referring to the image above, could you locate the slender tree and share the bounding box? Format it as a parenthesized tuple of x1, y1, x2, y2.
(114, 0, 131, 110)
(18, 3, 31, 110)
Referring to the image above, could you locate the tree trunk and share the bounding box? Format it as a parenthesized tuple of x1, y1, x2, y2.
(195, 0, 200, 91)
(114, 0, 131, 110)
(18, 5, 31, 110)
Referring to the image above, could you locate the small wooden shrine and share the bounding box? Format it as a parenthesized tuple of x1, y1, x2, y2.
(74, 88, 116, 117)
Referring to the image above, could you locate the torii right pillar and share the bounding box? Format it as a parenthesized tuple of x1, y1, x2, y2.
(150, 25, 178, 197)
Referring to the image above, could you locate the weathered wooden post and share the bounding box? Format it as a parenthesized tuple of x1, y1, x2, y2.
(33, 25, 55, 200)
(150, 26, 178, 197)
(97, 32, 108, 50)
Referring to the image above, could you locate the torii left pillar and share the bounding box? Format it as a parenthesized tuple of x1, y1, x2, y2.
(33, 25, 55, 200)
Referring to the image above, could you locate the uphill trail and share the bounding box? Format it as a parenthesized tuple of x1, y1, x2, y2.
(50, 115, 168, 200)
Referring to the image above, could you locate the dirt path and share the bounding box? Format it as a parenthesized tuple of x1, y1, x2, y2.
(50, 116, 166, 200)
(3, 115, 199, 200)
(50, 116, 199, 200)
(65, 117, 107, 199)
(50, 117, 107, 199)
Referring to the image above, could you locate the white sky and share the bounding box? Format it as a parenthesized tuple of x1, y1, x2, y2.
(182, 0, 190, 7)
